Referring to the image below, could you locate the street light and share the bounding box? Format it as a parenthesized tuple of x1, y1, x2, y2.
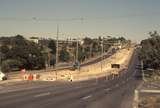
(101, 37, 104, 74)
(55, 24, 59, 80)
(95, 36, 104, 84)
(0, 52, 2, 70)
(75, 38, 84, 70)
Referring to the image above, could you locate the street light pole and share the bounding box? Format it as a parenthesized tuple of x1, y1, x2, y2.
(96, 37, 104, 84)
(76, 39, 79, 63)
(55, 24, 59, 80)
(101, 37, 104, 74)
(0, 52, 2, 70)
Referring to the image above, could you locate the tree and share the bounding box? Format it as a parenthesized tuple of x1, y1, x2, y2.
(48, 40, 56, 54)
(139, 31, 160, 70)
(83, 37, 93, 45)
(0, 35, 45, 72)
(1, 59, 23, 72)
(59, 48, 70, 62)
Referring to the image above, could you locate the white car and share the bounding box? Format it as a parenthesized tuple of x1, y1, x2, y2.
(0, 71, 7, 81)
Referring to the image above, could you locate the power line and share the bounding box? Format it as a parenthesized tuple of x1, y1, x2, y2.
(0, 12, 160, 22)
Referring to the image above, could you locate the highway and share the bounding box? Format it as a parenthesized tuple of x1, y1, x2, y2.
(0, 49, 141, 108)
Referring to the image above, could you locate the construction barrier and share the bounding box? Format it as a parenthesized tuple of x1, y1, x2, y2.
(23, 74, 29, 80)
(28, 74, 33, 81)
(33, 74, 40, 80)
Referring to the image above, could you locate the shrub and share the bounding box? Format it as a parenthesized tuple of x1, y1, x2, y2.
(1, 59, 22, 73)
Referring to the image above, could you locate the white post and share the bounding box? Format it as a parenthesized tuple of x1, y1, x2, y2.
(133, 90, 139, 108)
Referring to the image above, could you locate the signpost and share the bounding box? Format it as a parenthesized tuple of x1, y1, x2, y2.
(111, 64, 120, 68)
(111, 64, 120, 78)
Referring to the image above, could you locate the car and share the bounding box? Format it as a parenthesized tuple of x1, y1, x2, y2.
(0, 71, 7, 81)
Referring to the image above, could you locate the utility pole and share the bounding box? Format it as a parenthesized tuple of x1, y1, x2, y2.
(0, 52, 2, 70)
(96, 37, 104, 84)
(55, 24, 59, 80)
(101, 37, 104, 74)
(90, 44, 93, 58)
(76, 39, 79, 63)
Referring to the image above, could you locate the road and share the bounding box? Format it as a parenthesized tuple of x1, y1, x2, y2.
(0, 49, 141, 108)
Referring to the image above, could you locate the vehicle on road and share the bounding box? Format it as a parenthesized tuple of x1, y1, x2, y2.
(0, 71, 7, 81)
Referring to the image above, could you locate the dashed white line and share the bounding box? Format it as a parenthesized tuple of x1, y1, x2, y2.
(34, 92, 51, 98)
(104, 88, 111, 92)
(81, 95, 92, 100)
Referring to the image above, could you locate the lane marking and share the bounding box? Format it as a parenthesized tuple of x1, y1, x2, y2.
(104, 88, 111, 92)
(34, 92, 51, 98)
(81, 95, 92, 100)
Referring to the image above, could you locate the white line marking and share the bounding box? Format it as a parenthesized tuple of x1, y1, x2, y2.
(34, 92, 51, 98)
(104, 88, 111, 92)
(140, 89, 160, 93)
(81, 95, 92, 100)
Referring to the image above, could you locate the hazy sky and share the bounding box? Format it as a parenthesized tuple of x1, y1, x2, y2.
(0, 0, 160, 42)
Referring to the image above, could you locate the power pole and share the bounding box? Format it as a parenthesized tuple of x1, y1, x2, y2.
(55, 24, 59, 80)
(0, 52, 2, 70)
(101, 37, 104, 74)
(90, 44, 93, 58)
(76, 39, 79, 63)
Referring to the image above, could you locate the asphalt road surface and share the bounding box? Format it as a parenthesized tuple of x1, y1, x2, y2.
(0, 49, 141, 108)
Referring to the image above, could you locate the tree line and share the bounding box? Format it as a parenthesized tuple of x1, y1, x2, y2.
(0, 35, 45, 72)
(139, 31, 160, 77)
(0, 35, 127, 73)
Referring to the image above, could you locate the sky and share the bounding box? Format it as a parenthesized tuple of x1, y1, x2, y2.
(0, 0, 160, 42)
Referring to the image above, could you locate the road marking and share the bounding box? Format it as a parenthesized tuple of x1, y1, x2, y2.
(34, 92, 51, 98)
(81, 95, 92, 100)
(104, 88, 111, 92)
(140, 89, 160, 93)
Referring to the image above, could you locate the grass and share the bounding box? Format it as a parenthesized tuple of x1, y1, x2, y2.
(139, 96, 160, 108)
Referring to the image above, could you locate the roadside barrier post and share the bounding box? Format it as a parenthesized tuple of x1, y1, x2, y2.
(133, 90, 139, 108)
(23, 74, 28, 80)
(28, 74, 33, 81)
